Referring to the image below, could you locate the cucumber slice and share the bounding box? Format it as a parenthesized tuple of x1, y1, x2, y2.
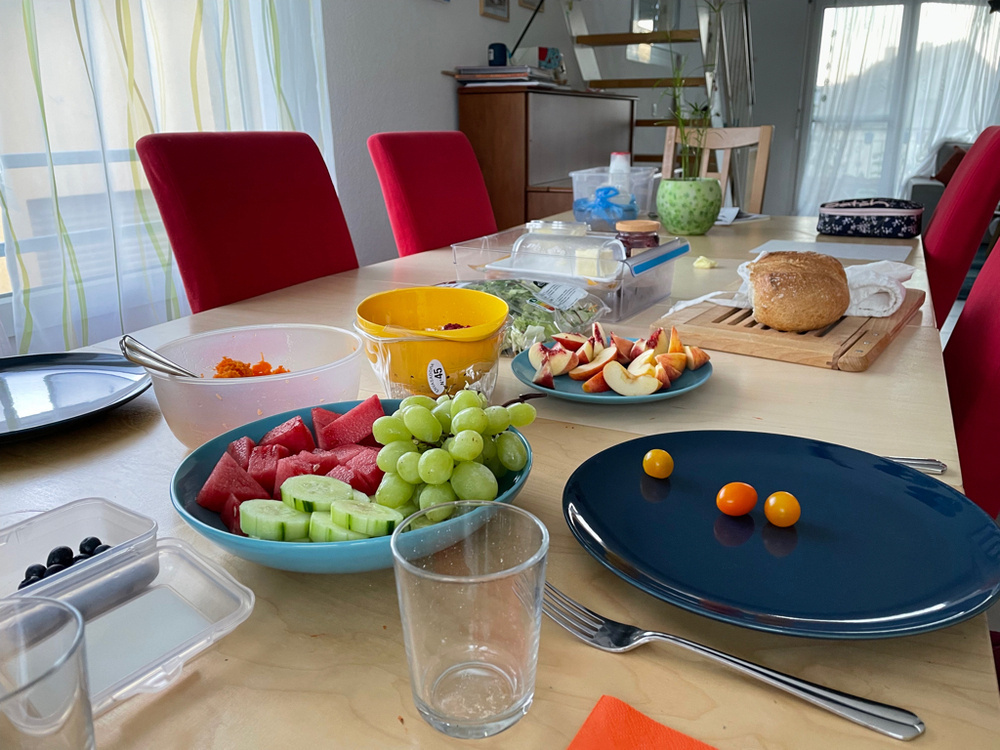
(309, 513, 371, 542)
(239, 499, 311, 541)
(396, 502, 420, 520)
(353, 489, 372, 504)
(329, 498, 404, 537)
(280, 474, 353, 513)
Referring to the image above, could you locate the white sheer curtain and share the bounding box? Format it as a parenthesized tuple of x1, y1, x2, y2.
(795, 0, 1000, 215)
(0, 0, 333, 354)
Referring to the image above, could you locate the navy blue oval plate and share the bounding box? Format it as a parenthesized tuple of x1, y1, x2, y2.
(563, 431, 1000, 638)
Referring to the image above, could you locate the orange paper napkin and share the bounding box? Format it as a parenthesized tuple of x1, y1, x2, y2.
(568, 695, 717, 750)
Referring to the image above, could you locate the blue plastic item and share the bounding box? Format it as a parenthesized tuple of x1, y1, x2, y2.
(573, 186, 638, 231)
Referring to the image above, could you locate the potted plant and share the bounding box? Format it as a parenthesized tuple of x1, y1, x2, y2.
(654, 6, 724, 235)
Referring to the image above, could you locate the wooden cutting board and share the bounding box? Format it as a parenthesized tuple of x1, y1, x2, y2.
(653, 288, 926, 372)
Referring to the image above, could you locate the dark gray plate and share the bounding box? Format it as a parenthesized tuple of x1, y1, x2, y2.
(0, 352, 151, 443)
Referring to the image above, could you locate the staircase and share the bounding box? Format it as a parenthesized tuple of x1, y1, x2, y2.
(560, 0, 754, 170)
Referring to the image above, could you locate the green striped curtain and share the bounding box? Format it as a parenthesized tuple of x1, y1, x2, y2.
(0, 0, 333, 353)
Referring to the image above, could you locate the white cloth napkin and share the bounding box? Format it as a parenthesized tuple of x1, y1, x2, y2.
(665, 254, 915, 318)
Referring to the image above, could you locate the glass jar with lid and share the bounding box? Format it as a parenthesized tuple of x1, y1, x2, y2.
(615, 220, 660, 257)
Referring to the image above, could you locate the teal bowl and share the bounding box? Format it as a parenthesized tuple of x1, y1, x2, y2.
(170, 399, 532, 573)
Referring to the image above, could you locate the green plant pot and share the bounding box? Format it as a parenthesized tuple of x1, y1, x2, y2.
(656, 178, 723, 236)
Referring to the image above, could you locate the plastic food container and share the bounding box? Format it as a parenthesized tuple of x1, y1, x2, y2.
(570, 166, 659, 231)
(452, 226, 690, 322)
(146, 324, 363, 449)
(3, 499, 254, 716)
(355, 287, 509, 399)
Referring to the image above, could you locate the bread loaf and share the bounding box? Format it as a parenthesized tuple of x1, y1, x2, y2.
(749, 251, 849, 332)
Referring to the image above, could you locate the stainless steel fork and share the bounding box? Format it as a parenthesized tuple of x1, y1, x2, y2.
(542, 583, 925, 741)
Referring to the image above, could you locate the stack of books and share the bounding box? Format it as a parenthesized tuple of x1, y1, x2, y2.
(453, 65, 561, 89)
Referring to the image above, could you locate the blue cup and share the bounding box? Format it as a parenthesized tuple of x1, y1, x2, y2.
(488, 43, 508, 67)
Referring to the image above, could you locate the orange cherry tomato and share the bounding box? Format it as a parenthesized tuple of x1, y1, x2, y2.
(642, 449, 674, 479)
(716, 482, 758, 516)
(764, 491, 801, 527)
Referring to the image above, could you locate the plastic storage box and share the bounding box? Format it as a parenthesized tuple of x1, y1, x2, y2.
(452, 226, 689, 322)
(570, 166, 659, 231)
(3, 498, 254, 716)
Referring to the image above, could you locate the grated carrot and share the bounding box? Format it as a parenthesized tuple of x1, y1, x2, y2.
(213, 354, 289, 378)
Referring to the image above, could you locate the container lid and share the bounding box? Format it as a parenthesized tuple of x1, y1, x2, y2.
(616, 220, 660, 233)
(15, 535, 254, 716)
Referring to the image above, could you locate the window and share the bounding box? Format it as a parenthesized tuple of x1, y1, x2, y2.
(795, 1, 1000, 214)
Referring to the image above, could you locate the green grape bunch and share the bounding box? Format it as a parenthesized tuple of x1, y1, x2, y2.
(371, 389, 536, 527)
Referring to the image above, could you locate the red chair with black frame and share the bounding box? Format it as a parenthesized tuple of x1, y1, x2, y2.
(922, 125, 1000, 328)
(137, 131, 358, 314)
(367, 131, 498, 257)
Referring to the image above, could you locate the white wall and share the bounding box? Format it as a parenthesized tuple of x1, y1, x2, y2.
(322, 0, 579, 265)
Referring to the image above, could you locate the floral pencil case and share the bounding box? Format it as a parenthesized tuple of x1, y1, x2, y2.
(817, 198, 924, 239)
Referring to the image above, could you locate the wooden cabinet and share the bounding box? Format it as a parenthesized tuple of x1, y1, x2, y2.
(458, 87, 635, 230)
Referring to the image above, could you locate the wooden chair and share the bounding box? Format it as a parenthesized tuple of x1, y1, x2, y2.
(661, 125, 774, 214)
(137, 132, 358, 313)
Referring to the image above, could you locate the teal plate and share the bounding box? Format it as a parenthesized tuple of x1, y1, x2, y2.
(511, 343, 712, 404)
(170, 399, 531, 574)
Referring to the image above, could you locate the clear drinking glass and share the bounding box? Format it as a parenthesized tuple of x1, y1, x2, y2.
(391, 501, 549, 739)
(0, 597, 95, 750)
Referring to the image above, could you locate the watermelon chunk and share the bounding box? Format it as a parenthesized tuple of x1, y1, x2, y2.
(325, 443, 367, 464)
(345, 446, 383, 495)
(318, 395, 384, 449)
(226, 436, 256, 471)
(326, 464, 357, 488)
(248, 443, 291, 495)
(221, 493, 247, 536)
(272, 453, 321, 499)
(196, 452, 269, 512)
(259, 415, 316, 454)
(303, 449, 342, 475)
(311, 407, 342, 448)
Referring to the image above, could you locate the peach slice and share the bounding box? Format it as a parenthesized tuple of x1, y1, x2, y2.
(653, 363, 674, 389)
(602, 361, 662, 396)
(527, 341, 548, 371)
(532, 361, 555, 388)
(646, 327, 670, 357)
(667, 326, 684, 354)
(552, 332, 587, 351)
(547, 348, 579, 377)
(626, 349, 657, 377)
(684, 345, 711, 371)
(592, 321, 609, 348)
(567, 345, 617, 381)
(628, 338, 648, 361)
(657, 352, 687, 376)
(581, 368, 611, 393)
(610, 333, 634, 363)
(575, 338, 595, 365)
(654, 354, 684, 382)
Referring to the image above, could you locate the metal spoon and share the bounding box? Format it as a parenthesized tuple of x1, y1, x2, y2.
(119, 335, 199, 378)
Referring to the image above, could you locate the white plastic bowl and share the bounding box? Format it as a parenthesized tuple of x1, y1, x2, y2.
(147, 324, 362, 448)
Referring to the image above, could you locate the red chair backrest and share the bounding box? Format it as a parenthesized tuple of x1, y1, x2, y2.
(943, 242, 1000, 518)
(923, 126, 1000, 327)
(137, 131, 358, 313)
(367, 131, 497, 257)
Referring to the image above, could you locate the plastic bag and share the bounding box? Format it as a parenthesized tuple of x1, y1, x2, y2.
(440, 279, 610, 354)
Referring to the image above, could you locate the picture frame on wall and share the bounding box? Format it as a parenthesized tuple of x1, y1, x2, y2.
(480, 0, 509, 21)
(519, 0, 543, 10)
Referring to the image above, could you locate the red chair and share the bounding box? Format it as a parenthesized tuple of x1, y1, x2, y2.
(367, 131, 497, 257)
(943, 241, 1000, 519)
(922, 126, 1000, 327)
(137, 131, 358, 313)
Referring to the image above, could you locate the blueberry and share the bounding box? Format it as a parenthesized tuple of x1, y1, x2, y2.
(79, 537, 102, 556)
(24, 563, 46, 579)
(46, 546, 74, 567)
(43, 563, 67, 577)
(17, 576, 41, 590)
(70, 555, 90, 565)
(92, 544, 111, 555)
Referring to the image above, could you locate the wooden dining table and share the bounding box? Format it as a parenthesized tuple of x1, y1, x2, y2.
(2, 215, 999, 748)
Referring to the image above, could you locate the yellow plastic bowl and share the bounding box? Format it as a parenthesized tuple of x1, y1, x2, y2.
(355, 287, 509, 398)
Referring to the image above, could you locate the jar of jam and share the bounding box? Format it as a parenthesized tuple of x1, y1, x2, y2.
(615, 220, 660, 256)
